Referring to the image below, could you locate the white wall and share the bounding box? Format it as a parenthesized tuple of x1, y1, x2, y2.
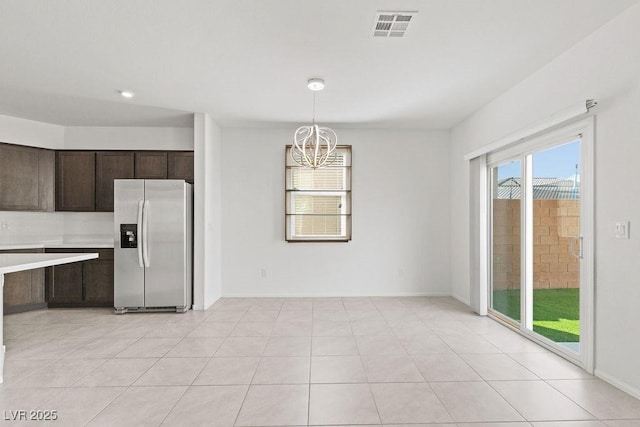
(0, 114, 64, 149)
(0, 211, 112, 245)
(64, 126, 193, 150)
(193, 113, 222, 310)
(0, 115, 194, 151)
(449, 4, 640, 397)
(221, 128, 451, 297)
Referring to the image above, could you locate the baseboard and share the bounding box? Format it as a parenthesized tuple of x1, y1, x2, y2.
(594, 369, 640, 401)
(451, 294, 471, 306)
(3, 302, 47, 314)
(47, 302, 112, 309)
(220, 292, 452, 298)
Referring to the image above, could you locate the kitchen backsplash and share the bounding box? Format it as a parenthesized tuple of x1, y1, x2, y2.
(0, 211, 113, 244)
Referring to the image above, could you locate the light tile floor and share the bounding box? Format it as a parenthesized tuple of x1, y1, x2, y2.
(1, 296, 640, 426)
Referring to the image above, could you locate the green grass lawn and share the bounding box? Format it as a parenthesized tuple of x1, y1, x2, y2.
(492, 289, 580, 342)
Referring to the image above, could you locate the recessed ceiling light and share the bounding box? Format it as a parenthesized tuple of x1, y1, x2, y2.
(119, 90, 135, 99)
(307, 78, 325, 91)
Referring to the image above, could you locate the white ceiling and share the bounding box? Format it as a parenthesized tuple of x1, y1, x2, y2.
(0, 0, 637, 129)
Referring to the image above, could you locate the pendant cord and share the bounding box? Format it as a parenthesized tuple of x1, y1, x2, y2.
(312, 92, 316, 125)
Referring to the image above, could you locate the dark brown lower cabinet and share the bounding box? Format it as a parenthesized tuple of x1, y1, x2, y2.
(83, 249, 114, 303)
(46, 248, 114, 307)
(2, 248, 47, 314)
(47, 258, 83, 304)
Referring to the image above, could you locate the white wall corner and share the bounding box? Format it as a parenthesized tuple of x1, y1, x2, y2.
(193, 113, 222, 310)
(451, 293, 471, 306)
(594, 369, 640, 401)
(193, 113, 206, 310)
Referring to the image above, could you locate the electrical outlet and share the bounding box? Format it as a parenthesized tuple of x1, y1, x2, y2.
(1, 222, 10, 231)
(614, 221, 630, 239)
(261, 268, 268, 279)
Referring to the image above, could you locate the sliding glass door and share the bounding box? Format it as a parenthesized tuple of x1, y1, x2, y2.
(488, 124, 591, 368)
(530, 141, 582, 352)
(490, 160, 522, 326)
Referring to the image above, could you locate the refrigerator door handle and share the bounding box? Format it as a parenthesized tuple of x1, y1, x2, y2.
(136, 200, 144, 268)
(142, 200, 150, 267)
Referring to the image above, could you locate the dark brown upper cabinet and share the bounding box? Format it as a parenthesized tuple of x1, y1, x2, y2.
(168, 151, 194, 184)
(54, 149, 193, 212)
(55, 151, 96, 211)
(0, 143, 54, 211)
(95, 151, 134, 211)
(135, 151, 168, 179)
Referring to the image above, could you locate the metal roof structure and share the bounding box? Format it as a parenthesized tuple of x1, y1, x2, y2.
(497, 177, 580, 199)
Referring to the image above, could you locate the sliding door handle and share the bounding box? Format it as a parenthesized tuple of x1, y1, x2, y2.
(569, 237, 583, 259)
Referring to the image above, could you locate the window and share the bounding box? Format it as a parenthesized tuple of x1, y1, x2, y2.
(285, 145, 352, 241)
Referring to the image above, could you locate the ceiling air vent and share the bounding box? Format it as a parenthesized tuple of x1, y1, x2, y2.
(372, 11, 417, 38)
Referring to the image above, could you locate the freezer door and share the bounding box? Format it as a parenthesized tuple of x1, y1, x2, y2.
(114, 180, 145, 309)
(143, 180, 189, 308)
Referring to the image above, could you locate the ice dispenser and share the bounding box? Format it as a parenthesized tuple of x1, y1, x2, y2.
(120, 224, 138, 248)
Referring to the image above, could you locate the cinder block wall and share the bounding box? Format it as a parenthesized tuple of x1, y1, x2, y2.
(492, 199, 521, 291)
(492, 199, 580, 290)
(533, 199, 580, 289)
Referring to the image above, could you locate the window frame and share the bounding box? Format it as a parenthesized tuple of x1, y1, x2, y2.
(285, 144, 352, 242)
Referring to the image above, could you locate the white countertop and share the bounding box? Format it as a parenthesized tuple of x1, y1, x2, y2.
(0, 253, 99, 275)
(0, 243, 45, 250)
(0, 240, 114, 251)
(43, 242, 114, 249)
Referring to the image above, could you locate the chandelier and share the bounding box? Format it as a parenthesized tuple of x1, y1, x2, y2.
(291, 78, 338, 169)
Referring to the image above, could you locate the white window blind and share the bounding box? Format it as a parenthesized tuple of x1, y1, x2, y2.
(285, 145, 352, 241)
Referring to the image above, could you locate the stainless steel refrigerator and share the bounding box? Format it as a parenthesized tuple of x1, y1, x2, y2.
(113, 179, 192, 314)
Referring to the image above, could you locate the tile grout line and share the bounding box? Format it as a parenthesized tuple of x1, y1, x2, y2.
(364, 298, 385, 426)
(156, 342, 209, 427)
(485, 316, 601, 420)
(231, 301, 282, 427)
(82, 321, 193, 426)
(409, 303, 457, 424)
(448, 316, 530, 422)
(307, 299, 315, 426)
(227, 305, 254, 427)
(542, 377, 601, 420)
